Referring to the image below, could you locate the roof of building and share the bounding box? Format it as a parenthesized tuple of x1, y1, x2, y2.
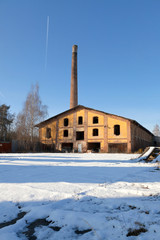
(35, 105, 154, 136)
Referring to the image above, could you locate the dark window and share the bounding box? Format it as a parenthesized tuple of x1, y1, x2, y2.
(93, 116, 98, 124)
(64, 118, 69, 126)
(63, 130, 68, 137)
(93, 128, 99, 136)
(78, 116, 83, 125)
(46, 128, 51, 138)
(76, 131, 84, 140)
(114, 125, 120, 135)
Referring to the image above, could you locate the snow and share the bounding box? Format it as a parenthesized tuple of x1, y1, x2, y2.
(138, 146, 155, 161)
(153, 154, 160, 163)
(0, 153, 160, 239)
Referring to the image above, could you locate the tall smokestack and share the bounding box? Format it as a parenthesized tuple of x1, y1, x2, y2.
(70, 45, 78, 109)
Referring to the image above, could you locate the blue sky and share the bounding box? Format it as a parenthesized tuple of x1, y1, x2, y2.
(0, 0, 160, 131)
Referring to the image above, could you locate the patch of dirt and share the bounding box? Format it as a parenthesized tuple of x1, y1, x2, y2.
(128, 205, 136, 210)
(50, 226, 61, 231)
(23, 218, 92, 239)
(23, 218, 52, 240)
(127, 227, 147, 237)
(23, 218, 61, 240)
(75, 228, 92, 235)
(0, 212, 27, 229)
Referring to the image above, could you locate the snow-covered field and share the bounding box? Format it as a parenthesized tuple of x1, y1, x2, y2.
(0, 153, 160, 240)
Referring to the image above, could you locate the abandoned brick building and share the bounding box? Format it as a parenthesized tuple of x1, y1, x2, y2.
(36, 45, 154, 153)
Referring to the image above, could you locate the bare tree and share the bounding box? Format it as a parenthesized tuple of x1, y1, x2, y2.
(0, 104, 14, 141)
(16, 84, 48, 151)
(153, 124, 160, 136)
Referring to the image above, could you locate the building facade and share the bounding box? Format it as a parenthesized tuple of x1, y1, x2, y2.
(36, 105, 154, 153)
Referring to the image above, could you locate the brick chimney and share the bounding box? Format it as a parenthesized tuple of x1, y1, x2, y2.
(70, 45, 78, 109)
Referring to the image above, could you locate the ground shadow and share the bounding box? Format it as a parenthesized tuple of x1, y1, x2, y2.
(0, 164, 159, 184)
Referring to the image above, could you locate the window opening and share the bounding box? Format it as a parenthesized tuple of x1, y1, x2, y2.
(114, 125, 120, 135)
(76, 131, 84, 140)
(93, 116, 98, 124)
(64, 118, 69, 126)
(63, 130, 68, 137)
(78, 116, 83, 125)
(93, 128, 99, 136)
(46, 128, 51, 138)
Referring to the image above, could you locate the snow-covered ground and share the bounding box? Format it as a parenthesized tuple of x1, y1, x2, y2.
(0, 153, 160, 240)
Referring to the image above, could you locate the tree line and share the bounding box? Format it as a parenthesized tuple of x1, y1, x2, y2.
(0, 83, 48, 152)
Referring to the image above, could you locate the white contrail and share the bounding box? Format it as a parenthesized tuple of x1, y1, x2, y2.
(45, 16, 49, 70)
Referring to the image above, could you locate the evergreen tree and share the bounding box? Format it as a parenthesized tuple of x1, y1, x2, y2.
(0, 104, 14, 141)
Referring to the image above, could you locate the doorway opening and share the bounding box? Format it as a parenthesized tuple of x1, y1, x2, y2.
(62, 143, 73, 152)
(108, 143, 127, 153)
(87, 142, 100, 152)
